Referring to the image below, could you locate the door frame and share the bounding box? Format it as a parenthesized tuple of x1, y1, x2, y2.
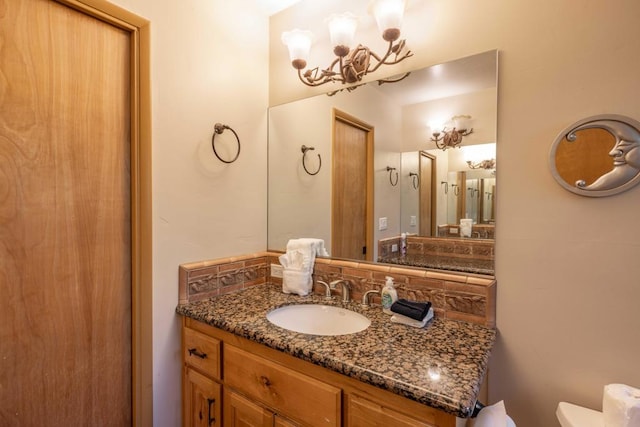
(331, 109, 374, 261)
(58, 1, 152, 425)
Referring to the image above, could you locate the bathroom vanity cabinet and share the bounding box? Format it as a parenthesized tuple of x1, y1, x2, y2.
(182, 317, 457, 427)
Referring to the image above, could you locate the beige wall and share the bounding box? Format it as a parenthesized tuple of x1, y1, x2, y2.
(102, 0, 640, 425)
(107, 0, 269, 425)
(271, 1, 640, 426)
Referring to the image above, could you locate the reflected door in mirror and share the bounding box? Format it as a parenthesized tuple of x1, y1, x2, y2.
(332, 111, 374, 260)
(419, 151, 436, 236)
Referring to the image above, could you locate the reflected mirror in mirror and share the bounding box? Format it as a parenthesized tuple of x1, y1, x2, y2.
(268, 50, 498, 274)
(550, 114, 640, 197)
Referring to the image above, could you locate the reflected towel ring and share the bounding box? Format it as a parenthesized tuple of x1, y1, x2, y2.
(301, 145, 321, 175)
(386, 166, 399, 186)
(211, 123, 241, 164)
(441, 181, 448, 194)
(452, 184, 460, 195)
(409, 172, 419, 189)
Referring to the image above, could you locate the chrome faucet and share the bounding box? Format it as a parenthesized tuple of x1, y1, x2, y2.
(361, 289, 380, 307)
(316, 280, 333, 299)
(329, 279, 351, 303)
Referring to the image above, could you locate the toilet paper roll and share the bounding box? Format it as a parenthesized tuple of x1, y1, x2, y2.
(603, 383, 640, 427)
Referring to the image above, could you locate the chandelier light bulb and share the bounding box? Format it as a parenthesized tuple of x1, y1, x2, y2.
(326, 13, 358, 57)
(370, 0, 406, 42)
(281, 29, 314, 70)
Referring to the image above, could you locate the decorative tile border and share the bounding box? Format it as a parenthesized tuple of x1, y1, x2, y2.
(179, 251, 496, 327)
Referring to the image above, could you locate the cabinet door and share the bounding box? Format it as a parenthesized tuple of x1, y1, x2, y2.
(347, 394, 437, 427)
(184, 367, 222, 427)
(224, 389, 274, 427)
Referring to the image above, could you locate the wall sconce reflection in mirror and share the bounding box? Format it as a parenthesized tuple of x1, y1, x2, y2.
(211, 123, 241, 164)
(409, 172, 419, 189)
(281, 0, 412, 89)
(430, 115, 473, 150)
(301, 145, 321, 175)
(463, 142, 495, 170)
(386, 166, 398, 186)
(467, 159, 496, 170)
(549, 114, 640, 197)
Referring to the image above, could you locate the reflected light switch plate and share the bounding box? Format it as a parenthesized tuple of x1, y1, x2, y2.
(410, 216, 417, 226)
(379, 217, 388, 230)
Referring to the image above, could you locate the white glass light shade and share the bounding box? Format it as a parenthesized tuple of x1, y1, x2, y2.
(281, 29, 313, 69)
(452, 114, 472, 131)
(463, 143, 496, 163)
(326, 13, 358, 56)
(369, 0, 406, 41)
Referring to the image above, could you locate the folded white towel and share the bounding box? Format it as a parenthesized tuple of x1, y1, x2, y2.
(280, 238, 328, 296)
(281, 268, 312, 296)
(287, 238, 329, 257)
(390, 308, 434, 328)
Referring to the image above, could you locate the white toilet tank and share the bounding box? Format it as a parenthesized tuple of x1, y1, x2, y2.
(557, 402, 603, 427)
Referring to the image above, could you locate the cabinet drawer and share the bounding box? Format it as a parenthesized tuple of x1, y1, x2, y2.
(347, 394, 436, 427)
(224, 345, 340, 427)
(183, 326, 221, 379)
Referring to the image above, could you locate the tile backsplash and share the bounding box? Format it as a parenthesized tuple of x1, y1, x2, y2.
(179, 251, 496, 327)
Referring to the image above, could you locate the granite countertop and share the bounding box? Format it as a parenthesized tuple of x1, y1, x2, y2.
(378, 255, 495, 276)
(176, 283, 496, 418)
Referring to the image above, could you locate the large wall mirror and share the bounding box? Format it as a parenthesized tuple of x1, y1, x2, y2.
(268, 50, 498, 272)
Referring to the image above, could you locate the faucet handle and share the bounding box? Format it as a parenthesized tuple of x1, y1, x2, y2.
(316, 280, 333, 299)
(361, 289, 380, 306)
(329, 279, 351, 302)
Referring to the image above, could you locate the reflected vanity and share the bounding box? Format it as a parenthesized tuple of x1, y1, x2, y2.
(268, 50, 499, 275)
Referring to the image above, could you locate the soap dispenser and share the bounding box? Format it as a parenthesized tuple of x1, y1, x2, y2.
(381, 276, 398, 315)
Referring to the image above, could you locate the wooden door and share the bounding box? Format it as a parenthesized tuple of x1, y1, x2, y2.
(418, 151, 436, 236)
(331, 110, 373, 261)
(0, 0, 150, 424)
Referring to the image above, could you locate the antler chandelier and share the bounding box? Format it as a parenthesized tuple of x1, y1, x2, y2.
(431, 115, 474, 150)
(281, 0, 412, 88)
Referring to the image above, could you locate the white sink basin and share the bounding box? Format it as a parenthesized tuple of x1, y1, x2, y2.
(266, 304, 371, 336)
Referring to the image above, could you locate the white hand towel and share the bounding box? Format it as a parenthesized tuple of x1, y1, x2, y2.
(390, 308, 434, 328)
(281, 268, 312, 296)
(280, 238, 328, 296)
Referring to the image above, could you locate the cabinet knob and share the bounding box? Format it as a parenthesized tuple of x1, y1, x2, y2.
(260, 375, 271, 387)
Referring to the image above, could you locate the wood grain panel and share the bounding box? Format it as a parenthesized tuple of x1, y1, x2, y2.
(332, 113, 372, 260)
(224, 345, 341, 427)
(347, 394, 437, 427)
(555, 128, 616, 186)
(0, 0, 132, 424)
(224, 389, 274, 427)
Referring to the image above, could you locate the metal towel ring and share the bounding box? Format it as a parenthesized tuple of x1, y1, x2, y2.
(409, 172, 419, 189)
(211, 123, 240, 164)
(386, 166, 398, 186)
(301, 145, 321, 175)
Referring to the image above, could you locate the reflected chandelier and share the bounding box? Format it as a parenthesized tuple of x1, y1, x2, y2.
(431, 115, 474, 150)
(281, 0, 413, 88)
